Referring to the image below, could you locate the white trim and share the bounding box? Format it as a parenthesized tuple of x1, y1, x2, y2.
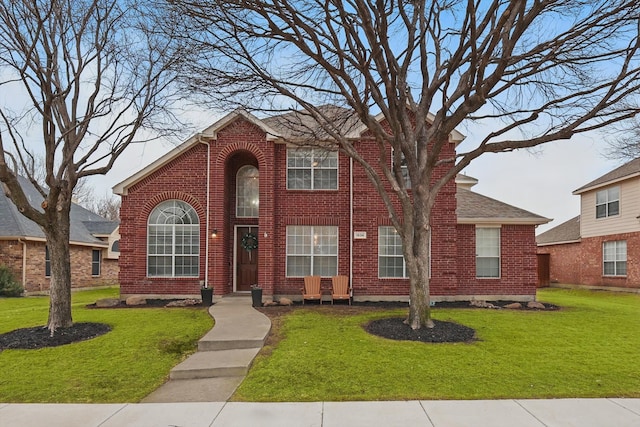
(476, 226, 501, 279)
(573, 173, 640, 195)
(236, 165, 260, 218)
(113, 109, 281, 196)
(285, 225, 339, 277)
(457, 217, 550, 225)
(346, 111, 466, 144)
(536, 239, 581, 247)
(285, 148, 339, 191)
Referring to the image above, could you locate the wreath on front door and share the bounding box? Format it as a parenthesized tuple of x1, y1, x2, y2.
(241, 232, 258, 260)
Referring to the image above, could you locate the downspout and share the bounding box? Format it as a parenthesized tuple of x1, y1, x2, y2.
(349, 157, 354, 298)
(198, 134, 211, 288)
(17, 238, 27, 288)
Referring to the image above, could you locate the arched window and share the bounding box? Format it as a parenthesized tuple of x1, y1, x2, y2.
(236, 165, 259, 217)
(147, 200, 199, 277)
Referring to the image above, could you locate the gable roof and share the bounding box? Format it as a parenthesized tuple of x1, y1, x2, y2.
(536, 215, 581, 246)
(573, 157, 640, 195)
(0, 176, 118, 246)
(114, 107, 466, 195)
(456, 188, 550, 225)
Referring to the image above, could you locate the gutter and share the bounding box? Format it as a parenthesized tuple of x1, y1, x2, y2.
(349, 156, 354, 297)
(198, 134, 211, 289)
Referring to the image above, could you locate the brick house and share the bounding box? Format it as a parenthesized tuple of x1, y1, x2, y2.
(0, 176, 120, 293)
(537, 158, 640, 290)
(114, 109, 549, 302)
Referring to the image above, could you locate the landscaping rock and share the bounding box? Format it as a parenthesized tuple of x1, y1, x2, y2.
(527, 301, 546, 309)
(95, 298, 120, 308)
(469, 300, 497, 309)
(503, 302, 522, 309)
(263, 300, 279, 306)
(126, 295, 147, 306)
(278, 297, 293, 306)
(165, 299, 200, 307)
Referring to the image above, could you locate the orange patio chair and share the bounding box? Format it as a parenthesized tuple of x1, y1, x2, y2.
(302, 275, 322, 305)
(331, 275, 351, 305)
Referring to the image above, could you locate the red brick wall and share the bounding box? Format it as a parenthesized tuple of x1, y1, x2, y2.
(0, 240, 118, 292)
(537, 232, 640, 289)
(457, 225, 538, 297)
(119, 114, 538, 300)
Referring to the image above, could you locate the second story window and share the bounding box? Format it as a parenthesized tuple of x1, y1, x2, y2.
(596, 187, 619, 218)
(236, 165, 259, 217)
(287, 148, 338, 190)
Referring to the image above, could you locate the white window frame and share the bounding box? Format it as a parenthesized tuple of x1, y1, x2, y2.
(286, 148, 338, 190)
(147, 200, 200, 278)
(378, 226, 431, 279)
(603, 240, 627, 276)
(285, 225, 338, 277)
(391, 146, 414, 189)
(596, 187, 620, 219)
(378, 226, 408, 278)
(91, 249, 101, 277)
(236, 165, 259, 218)
(476, 227, 501, 279)
(45, 246, 51, 277)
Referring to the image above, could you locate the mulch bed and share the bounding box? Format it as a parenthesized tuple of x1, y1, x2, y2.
(366, 318, 476, 343)
(0, 322, 111, 350)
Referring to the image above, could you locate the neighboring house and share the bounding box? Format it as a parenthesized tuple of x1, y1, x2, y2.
(0, 176, 120, 292)
(537, 158, 640, 290)
(113, 108, 549, 302)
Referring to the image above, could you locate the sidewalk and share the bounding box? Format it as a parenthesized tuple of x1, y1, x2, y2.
(1, 399, 639, 426)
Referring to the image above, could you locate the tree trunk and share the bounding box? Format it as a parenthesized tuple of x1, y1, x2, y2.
(405, 210, 434, 329)
(44, 202, 73, 332)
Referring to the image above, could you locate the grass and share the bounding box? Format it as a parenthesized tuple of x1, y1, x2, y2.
(0, 287, 213, 403)
(233, 288, 640, 401)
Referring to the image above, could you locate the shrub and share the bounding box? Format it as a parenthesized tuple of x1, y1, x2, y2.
(0, 265, 23, 297)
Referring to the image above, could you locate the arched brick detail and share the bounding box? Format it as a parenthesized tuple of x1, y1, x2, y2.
(216, 141, 267, 171)
(139, 193, 205, 227)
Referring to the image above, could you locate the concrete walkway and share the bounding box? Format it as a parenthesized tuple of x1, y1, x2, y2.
(142, 295, 271, 403)
(2, 399, 639, 426)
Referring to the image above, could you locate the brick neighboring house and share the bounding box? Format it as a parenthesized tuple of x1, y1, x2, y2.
(537, 158, 640, 290)
(0, 176, 120, 293)
(114, 108, 549, 302)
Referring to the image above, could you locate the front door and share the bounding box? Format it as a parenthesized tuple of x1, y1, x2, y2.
(236, 226, 258, 292)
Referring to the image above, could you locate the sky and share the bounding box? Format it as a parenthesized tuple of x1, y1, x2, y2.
(91, 115, 624, 235)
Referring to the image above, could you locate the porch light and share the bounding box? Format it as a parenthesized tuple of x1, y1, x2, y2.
(211, 229, 218, 238)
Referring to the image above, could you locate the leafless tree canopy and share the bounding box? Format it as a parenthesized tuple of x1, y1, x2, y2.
(0, 0, 183, 331)
(171, 0, 640, 328)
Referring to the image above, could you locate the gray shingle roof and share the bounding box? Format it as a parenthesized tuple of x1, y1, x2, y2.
(574, 157, 640, 194)
(536, 215, 581, 245)
(0, 176, 118, 245)
(262, 105, 362, 141)
(456, 188, 549, 224)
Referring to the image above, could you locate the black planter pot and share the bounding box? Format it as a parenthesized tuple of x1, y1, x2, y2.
(200, 287, 213, 307)
(251, 287, 263, 307)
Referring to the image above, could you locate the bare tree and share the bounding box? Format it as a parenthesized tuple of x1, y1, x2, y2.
(0, 0, 183, 332)
(83, 191, 121, 221)
(171, 0, 640, 329)
(607, 116, 640, 160)
(16, 155, 94, 205)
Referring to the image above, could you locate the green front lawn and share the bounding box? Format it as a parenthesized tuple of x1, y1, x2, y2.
(234, 288, 640, 401)
(0, 288, 213, 403)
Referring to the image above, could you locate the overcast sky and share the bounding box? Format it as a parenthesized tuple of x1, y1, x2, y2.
(94, 114, 623, 235)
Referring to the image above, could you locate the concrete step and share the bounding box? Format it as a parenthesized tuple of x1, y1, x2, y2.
(198, 338, 266, 352)
(169, 348, 261, 380)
